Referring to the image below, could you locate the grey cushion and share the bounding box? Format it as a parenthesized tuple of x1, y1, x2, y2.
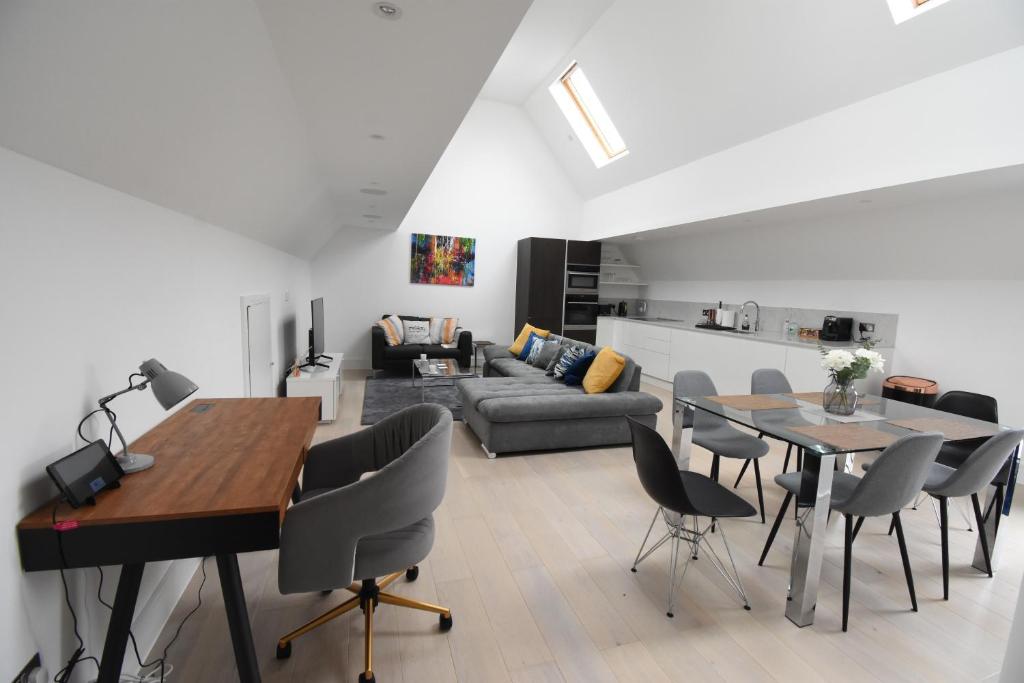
(775, 470, 862, 506)
(489, 358, 549, 377)
(693, 422, 770, 460)
(531, 340, 561, 368)
(545, 346, 566, 374)
(476, 391, 663, 423)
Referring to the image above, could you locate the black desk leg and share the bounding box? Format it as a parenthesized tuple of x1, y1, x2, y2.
(97, 563, 145, 683)
(217, 554, 261, 683)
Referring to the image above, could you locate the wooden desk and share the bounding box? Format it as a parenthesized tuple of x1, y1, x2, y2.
(18, 397, 321, 683)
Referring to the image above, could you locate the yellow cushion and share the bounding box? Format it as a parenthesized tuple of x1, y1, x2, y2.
(583, 347, 626, 394)
(509, 324, 549, 355)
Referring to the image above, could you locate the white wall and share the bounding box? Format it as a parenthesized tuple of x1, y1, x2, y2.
(0, 146, 311, 679)
(580, 46, 1024, 241)
(311, 99, 583, 365)
(628, 186, 1024, 425)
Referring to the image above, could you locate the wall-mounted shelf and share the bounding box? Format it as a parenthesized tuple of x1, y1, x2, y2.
(600, 281, 648, 286)
(601, 262, 640, 268)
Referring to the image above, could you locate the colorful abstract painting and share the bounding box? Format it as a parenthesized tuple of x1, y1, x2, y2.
(410, 233, 476, 286)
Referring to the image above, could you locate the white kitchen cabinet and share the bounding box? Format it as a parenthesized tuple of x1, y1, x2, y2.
(618, 321, 671, 380)
(596, 317, 620, 348)
(670, 331, 786, 394)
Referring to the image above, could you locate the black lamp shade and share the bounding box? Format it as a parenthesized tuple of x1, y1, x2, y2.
(140, 358, 198, 410)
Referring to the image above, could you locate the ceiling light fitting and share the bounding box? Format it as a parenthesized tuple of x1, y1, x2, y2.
(373, 3, 401, 20)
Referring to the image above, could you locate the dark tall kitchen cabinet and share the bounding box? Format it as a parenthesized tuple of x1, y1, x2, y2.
(515, 237, 566, 338)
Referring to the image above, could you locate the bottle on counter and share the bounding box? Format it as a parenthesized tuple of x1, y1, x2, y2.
(741, 313, 750, 332)
(782, 318, 790, 335)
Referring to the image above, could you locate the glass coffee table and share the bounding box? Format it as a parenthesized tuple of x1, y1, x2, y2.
(411, 358, 475, 402)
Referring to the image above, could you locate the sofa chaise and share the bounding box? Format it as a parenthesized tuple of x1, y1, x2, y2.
(457, 334, 662, 457)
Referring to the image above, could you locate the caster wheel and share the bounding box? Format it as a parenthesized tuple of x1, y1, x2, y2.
(630, 567, 637, 573)
(439, 613, 454, 632)
(666, 612, 674, 618)
(276, 641, 292, 660)
(406, 566, 420, 582)
(358, 673, 375, 682)
(743, 605, 752, 611)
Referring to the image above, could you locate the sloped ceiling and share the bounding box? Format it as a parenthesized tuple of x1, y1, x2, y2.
(0, 0, 530, 257)
(519, 0, 1024, 199)
(480, 0, 614, 104)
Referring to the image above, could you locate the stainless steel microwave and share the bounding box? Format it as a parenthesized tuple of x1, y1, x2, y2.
(566, 270, 599, 292)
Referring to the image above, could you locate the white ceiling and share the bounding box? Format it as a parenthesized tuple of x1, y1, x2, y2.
(0, 0, 530, 257)
(479, 0, 614, 104)
(520, 0, 1024, 199)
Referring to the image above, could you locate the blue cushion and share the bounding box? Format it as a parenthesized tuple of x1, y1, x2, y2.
(517, 332, 543, 361)
(563, 351, 597, 386)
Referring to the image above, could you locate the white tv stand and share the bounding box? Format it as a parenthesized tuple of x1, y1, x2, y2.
(286, 352, 342, 422)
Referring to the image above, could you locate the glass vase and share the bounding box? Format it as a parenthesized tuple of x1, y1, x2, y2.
(823, 380, 859, 416)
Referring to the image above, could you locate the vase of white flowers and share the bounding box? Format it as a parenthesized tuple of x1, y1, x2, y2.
(818, 341, 885, 415)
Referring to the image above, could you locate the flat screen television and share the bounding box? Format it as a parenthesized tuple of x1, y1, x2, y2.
(311, 297, 325, 357)
(302, 297, 330, 369)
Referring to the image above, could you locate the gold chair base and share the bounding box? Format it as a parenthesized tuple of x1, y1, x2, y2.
(276, 568, 452, 681)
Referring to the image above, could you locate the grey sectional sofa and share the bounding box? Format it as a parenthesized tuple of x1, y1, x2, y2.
(457, 335, 662, 457)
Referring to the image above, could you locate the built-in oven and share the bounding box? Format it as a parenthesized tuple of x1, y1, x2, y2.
(566, 270, 599, 293)
(564, 290, 599, 331)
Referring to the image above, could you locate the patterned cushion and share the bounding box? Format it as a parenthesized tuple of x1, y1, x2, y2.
(517, 332, 544, 361)
(403, 319, 431, 344)
(429, 317, 459, 344)
(552, 345, 585, 380)
(377, 315, 404, 346)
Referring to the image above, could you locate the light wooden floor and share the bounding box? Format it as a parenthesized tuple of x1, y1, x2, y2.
(151, 371, 1022, 682)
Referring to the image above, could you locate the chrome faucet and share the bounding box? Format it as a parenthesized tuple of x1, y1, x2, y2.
(740, 300, 760, 332)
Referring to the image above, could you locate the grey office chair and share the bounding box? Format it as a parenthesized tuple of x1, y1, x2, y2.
(276, 404, 454, 682)
(674, 371, 770, 522)
(758, 432, 942, 631)
(923, 429, 1024, 600)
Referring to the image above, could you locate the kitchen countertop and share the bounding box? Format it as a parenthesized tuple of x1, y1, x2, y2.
(601, 316, 894, 350)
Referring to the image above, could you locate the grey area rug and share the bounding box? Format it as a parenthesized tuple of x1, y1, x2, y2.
(361, 375, 465, 425)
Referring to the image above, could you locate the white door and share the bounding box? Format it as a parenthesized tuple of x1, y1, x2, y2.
(243, 296, 274, 397)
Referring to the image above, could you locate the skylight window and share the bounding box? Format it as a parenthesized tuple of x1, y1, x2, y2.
(549, 62, 628, 168)
(886, 0, 955, 24)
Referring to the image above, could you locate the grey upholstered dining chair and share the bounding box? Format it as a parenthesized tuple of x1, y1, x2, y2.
(732, 368, 811, 486)
(276, 404, 454, 683)
(674, 370, 770, 521)
(759, 432, 943, 631)
(922, 429, 1024, 600)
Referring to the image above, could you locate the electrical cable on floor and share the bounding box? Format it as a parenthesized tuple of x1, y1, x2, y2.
(95, 557, 209, 683)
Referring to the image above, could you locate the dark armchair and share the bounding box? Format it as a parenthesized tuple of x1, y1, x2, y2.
(371, 314, 472, 374)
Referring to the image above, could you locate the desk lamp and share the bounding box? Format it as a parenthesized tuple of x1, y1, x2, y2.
(97, 358, 198, 473)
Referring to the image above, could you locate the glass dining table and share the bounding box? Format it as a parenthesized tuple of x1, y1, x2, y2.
(671, 393, 1021, 628)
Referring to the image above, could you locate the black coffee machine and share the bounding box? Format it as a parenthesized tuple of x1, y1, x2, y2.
(820, 315, 854, 342)
(617, 301, 628, 316)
